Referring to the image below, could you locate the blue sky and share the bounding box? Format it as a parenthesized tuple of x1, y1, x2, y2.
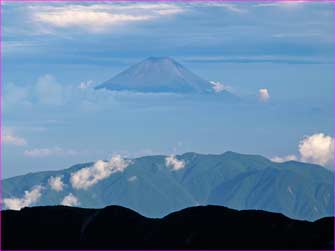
(2, 1, 334, 178)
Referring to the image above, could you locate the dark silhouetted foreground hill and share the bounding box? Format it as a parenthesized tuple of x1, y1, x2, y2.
(2, 205, 334, 250)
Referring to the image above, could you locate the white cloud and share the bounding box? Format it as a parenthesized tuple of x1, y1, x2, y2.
(35, 11, 149, 31)
(70, 155, 131, 189)
(48, 176, 64, 191)
(2, 128, 27, 146)
(128, 176, 137, 182)
(165, 155, 185, 171)
(34, 74, 63, 105)
(30, 4, 184, 33)
(271, 133, 334, 170)
(3, 185, 43, 210)
(79, 80, 94, 89)
(299, 133, 334, 167)
(258, 88, 270, 102)
(271, 155, 298, 163)
(61, 193, 79, 207)
(24, 147, 77, 158)
(210, 81, 229, 93)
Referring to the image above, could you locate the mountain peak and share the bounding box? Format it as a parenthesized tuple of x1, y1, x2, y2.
(95, 57, 214, 94)
(146, 56, 174, 62)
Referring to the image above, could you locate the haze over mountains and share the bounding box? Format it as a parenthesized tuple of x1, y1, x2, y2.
(95, 57, 234, 97)
(3, 151, 333, 221)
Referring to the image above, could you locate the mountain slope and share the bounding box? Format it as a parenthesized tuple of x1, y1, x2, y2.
(2, 205, 333, 250)
(95, 57, 231, 95)
(2, 152, 333, 220)
(208, 164, 333, 220)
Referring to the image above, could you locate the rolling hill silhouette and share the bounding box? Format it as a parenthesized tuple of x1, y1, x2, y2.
(2, 205, 333, 250)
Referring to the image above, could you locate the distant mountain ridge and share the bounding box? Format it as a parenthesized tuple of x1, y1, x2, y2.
(95, 57, 233, 96)
(2, 151, 334, 221)
(2, 205, 333, 250)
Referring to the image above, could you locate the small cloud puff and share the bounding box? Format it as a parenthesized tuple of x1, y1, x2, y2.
(299, 133, 334, 167)
(210, 81, 228, 93)
(70, 155, 131, 190)
(258, 88, 270, 102)
(61, 193, 80, 207)
(165, 155, 185, 171)
(3, 185, 43, 210)
(79, 80, 94, 89)
(128, 176, 138, 182)
(271, 155, 297, 163)
(48, 176, 64, 191)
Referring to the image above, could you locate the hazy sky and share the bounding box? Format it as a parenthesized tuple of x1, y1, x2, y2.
(2, 1, 334, 178)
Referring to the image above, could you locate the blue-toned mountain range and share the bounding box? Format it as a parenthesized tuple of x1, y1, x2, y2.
(2, 151, 333, 221)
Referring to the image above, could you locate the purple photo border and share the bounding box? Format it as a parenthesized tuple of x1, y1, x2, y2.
(0, 0, 334, 250)
(0, 0, 333, 2)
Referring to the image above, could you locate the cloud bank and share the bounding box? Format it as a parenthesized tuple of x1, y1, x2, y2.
(165, 155, 185, 171)
(3, 185, 43, 210)
(30, 4, 184, 33)
(70, 155, 131, 189)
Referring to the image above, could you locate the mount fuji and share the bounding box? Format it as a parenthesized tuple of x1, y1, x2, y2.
(96, 57, 231, 96)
